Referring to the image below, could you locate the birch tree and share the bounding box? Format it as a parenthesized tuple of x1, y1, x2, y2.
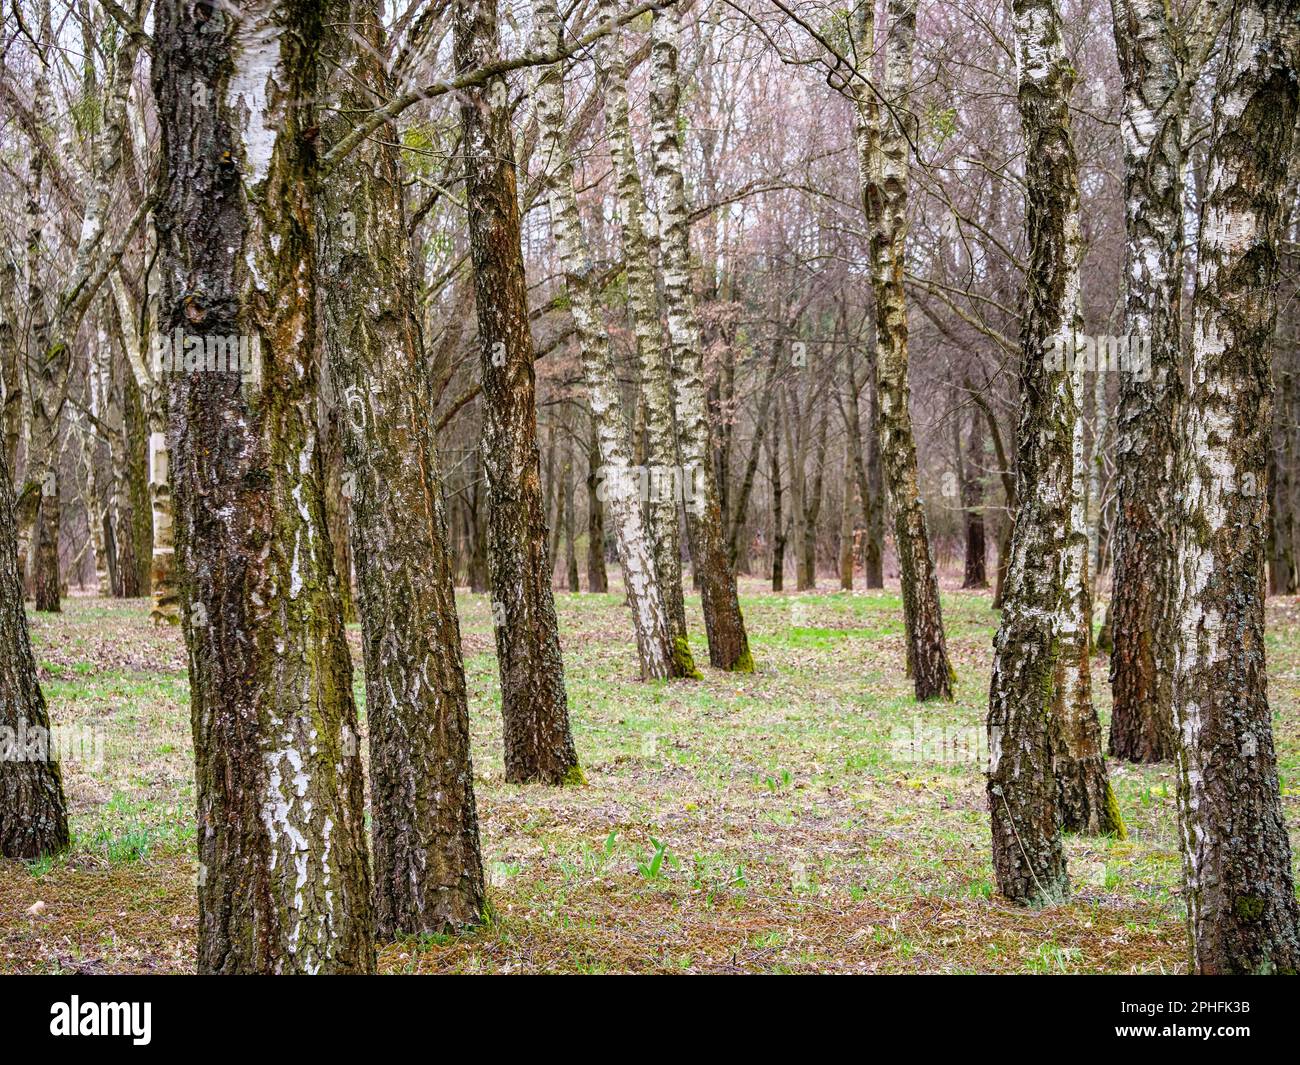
(109, 269, 180, 625)
(1055, 360, 1123, 837)
(1170, 0, 1300, 974)
(153, 0, 374, 972)
(1106, 0, 1225, 763)
(594, 0, 698, 676)
(454, 0, 582, 783)
(850, 0, 953, 700)
(648, 3, 753, 673)
(317, 0, 485, 934)
(0, 439, 68, 857)
(985, 0, 1080, 906)
(533, 0, 693, 679)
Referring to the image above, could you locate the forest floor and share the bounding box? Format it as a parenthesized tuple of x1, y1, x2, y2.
(3, 576, 1299, 974)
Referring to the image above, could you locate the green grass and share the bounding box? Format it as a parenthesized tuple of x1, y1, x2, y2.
(0, 578, 1296, 973)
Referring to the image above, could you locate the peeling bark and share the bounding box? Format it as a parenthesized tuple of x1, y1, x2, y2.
(986, 0, 1080, 907)
(533, 0, 691, 679)
(648, 4, 752, 673)
(1170, 0, 1300, 974)
(153, 0, 374, 973)
(0, 440, 69, 857)
(1107, 0, 1198, 764)
(852, 0, 952, 699)
(455, 0, 581, 783)
(317, 0, 485, 935)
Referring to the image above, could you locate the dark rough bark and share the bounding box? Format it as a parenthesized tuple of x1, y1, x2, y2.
(839, 440, 855, 591)
(986, 0, 1080, 907)
(467, 449, 491, 594)
(961, 405, 988, 588)
(122, 370, 153, 597)
(1170, 0, 1300, 974)
(0, 443, 69, 857)
(153, 0, 374, 973)
(844, 345, 884, 588)
(455, 0, 580, 783)
(586, 422, 608, 593)
(1106, 0, 1191, 764)
(649, 5, 753, 673)
(33, 479, 61, 612)
(317, 0, 485, 935)
(321, 406, 357, 625)
(797, 411, 828, 592)
(853, 0, 952, 698)
(770, 430, 786, 592)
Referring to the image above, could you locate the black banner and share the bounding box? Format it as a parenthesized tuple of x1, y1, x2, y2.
(0, 975, 1290, 1051)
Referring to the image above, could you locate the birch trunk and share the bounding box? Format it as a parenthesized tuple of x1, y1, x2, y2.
(649, 4, 753, 672)
(110, 270, 179, 624)
(595, 0, 695, 671)
(1170, 0, 1300, 973)
(1055, 360, 1123, 838)
(153, 0, 374, 972)
(0, 439, 68, 857)
(1106, 0, 1200, 763)
(317, 0, 485, 935)
(985, 0, 1079, 906)
(770, 429, 786, 591)
(839, 438, 855, 591)
(961, 404, 988, 588)
(586, 421, 609, 593)
(455, 0, 581, 783)
(851, 0, 952, 698)
(533, 0, 691, 679)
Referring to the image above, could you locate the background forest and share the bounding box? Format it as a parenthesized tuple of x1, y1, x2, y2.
(0, 0, 1298, 976)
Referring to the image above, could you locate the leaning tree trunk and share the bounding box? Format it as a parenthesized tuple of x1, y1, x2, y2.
(1106, 0, 1193, 764)
(852, 0, 952, 699)
(455, 0, 581, 784)
(153, 0, 374, 973)
(0, 442, 68, 857)
(595, 5, 695, 672)
(649, 4, 753, 673)
(317, 0, 485, 936)
(1170, 0, 1300, 974)
(534, 0, 693, 679)
(985, 0, 1079, 907)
